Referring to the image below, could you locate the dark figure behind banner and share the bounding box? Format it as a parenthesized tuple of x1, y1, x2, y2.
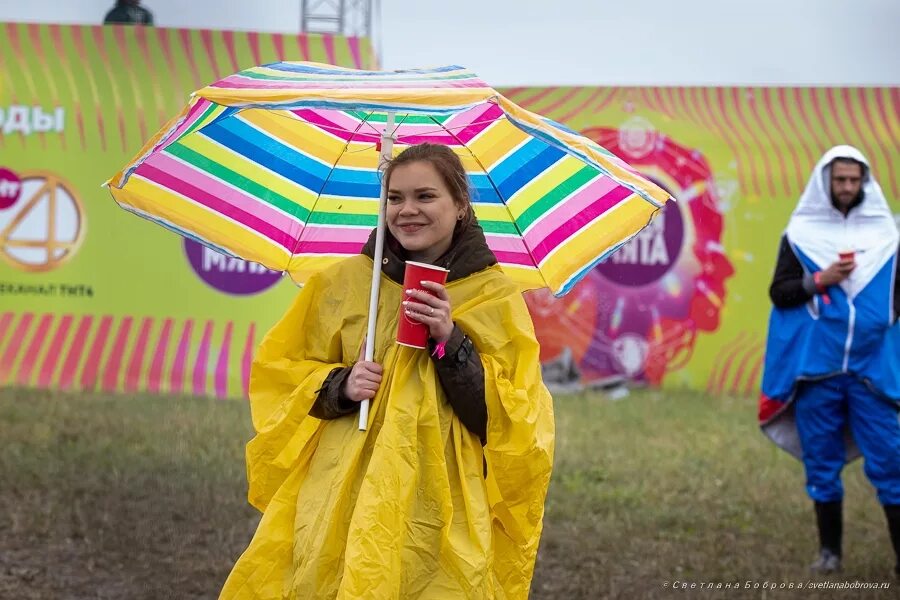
(103, 0, 154, 26)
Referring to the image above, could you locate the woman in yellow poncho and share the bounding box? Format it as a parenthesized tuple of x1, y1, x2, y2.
(220, 143, 555, 599)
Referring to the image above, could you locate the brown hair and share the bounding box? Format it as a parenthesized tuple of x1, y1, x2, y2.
(383, 143, 477, 231)
(831, 157, 868, 178)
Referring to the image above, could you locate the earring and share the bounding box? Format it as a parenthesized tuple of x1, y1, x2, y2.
(457, 213, 464, 221)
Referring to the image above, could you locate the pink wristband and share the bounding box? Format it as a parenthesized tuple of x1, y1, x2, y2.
(431, 340, 447, 359)
(813, 271, 826, 293)
(814, 272, 831, 305)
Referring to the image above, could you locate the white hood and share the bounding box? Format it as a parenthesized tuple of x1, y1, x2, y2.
(786, 145, 899, 299)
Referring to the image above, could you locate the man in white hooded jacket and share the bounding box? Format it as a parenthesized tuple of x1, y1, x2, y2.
(759, 146, 900, 575)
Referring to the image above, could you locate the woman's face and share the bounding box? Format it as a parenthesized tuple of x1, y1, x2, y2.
(386, 160, 463, 264)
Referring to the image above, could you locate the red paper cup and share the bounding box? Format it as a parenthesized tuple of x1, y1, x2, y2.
(397, 261, 449, 349)
(838, 249, 855, 262)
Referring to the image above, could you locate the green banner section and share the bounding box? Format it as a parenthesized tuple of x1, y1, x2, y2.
(0, 23, 374, 397)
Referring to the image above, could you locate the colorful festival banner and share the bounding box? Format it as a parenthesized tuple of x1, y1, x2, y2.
(0, 23, 375, 398)
(0, 22, 897, 398)
(505, 86, 899, 394)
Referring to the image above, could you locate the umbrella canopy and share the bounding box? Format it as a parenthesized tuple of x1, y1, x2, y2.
(106, 62, 673, 297)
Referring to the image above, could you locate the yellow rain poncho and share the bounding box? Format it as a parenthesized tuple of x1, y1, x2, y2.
(220, 254, 555, 599)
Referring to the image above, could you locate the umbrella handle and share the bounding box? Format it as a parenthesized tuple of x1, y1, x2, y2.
(359, 111, 396, 431)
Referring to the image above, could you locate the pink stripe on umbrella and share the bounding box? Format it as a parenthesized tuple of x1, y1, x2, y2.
(493, 250, 538, 267)
(529, 187, 634, 264)
(294, 106, 494, 142)
(392, 131, 468, 146)
(59, 316, 94, 390)
(150, 152, 304, 237)
(521, 177, 618, 249)
(193, 321, 214, 396)
(297, 106, 493, 147)
(124, 317, 154, 393)
(295, 240, 367, 255)
(37, 314, 74, 387)
(298, 224, 372, 244)
(168, 98, 211, 145)
(137, 163, 301, 251)
(392, 121, 456, 135)
(302, 103, 503, 146)
(17, 314, 53, 386)
(101, 317, 133, 392)
(215, 321, 234, 398)
(485, 233, 533, 254)
(80, 316, 113, 391)
(147, 318, 174, 394)
(170, 320, 194, 395)
(0, 313, 34, 384)
(435, 104, 503, 145)
(216, 77, 489, 90)
(293, 108, 376, 140)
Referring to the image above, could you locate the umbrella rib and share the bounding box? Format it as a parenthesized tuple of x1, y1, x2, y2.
(264, 107, 391, 147)
(360, 114, 392, 138)
(265, 108, 502, 149)
(393, 117, 501, 145)
(290, 109, 378, 257)
(427, 114, 551, 290)
(290, 110, 412, 259)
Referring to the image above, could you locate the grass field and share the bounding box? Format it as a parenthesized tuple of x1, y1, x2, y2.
(1, 386, 896, 599)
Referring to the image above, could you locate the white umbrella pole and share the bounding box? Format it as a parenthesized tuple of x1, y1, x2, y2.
(359, 111, 396, 431)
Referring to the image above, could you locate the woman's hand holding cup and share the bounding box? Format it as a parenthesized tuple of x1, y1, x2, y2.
(403, 281, 453, 344)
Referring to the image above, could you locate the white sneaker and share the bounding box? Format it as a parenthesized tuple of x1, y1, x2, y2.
(810, 549, 842, 574)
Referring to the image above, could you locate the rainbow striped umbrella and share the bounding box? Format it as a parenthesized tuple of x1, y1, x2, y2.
(106, 62, 674, 429)
(106, 62, 672, 297)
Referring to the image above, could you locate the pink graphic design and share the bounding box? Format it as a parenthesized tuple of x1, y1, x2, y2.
(527, 122, 734, 387)
(37, 314, 73, 387)
(59, 315, 93, 389)
(192, 321, 214, 396)
(215, 321, 234, 399)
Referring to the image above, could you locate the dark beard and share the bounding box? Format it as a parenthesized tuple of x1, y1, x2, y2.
(831, 188, 865, 213)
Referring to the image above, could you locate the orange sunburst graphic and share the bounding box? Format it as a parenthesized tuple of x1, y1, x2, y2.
(0, 171, 86, 272)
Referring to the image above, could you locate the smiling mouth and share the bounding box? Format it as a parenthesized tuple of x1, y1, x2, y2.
(398, 224, 426, 233)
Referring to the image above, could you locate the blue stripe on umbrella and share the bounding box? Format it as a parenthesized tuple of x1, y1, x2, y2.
(262, 63, 466, 76)
(202, 118, 333, 190)
(490, 139, 566, 199)
(469, 174, 502, 204)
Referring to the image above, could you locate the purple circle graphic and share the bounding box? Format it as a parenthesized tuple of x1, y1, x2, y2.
(596, 194, 684, 287)
(184, 238, 282, 295)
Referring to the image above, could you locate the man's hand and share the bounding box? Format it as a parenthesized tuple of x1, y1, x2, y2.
(343, 339, 383, 402)
(818, 258, 856, 287)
